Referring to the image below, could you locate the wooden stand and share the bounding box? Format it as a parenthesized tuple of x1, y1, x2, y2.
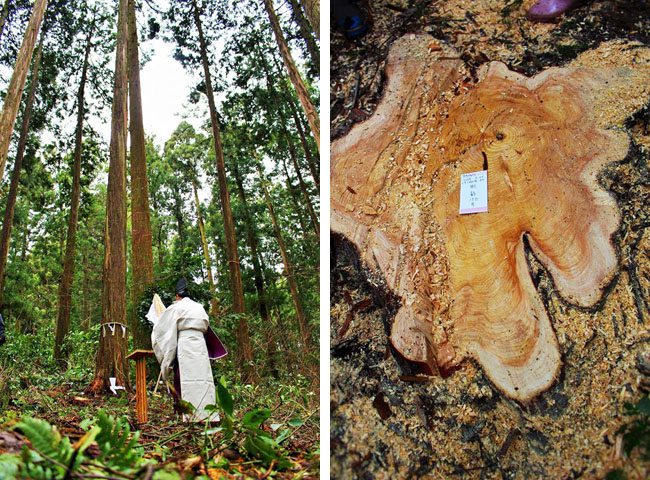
(126, 349, 154, 424)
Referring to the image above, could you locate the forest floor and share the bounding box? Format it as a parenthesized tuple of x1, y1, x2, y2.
(0, 364, 320, 479)
(331, 0, 650, 479)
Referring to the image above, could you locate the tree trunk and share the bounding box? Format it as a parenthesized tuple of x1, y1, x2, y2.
(283, 87, 319, 188)
(233, 164, 277, 375)
(54, 27, 93, 366)
(192, 0, 256, 383)
(263, 0, 319, 152)
(262, 54, 319, 189)
(91, 0, 129, 393)
(0, 0, 11, 42)
(299, 0, 319, 39)
(82, 244, 90, 331)
(0, 33, 44, 308)
(278, 111, 319, 238)
(255, 155, 311, 351)
(287, 0, 319, 73)
(280, 155, 309, 237)
(192, 179, 218, 317)
(0, 0, 47, 186)
(128, 0, 155, 350)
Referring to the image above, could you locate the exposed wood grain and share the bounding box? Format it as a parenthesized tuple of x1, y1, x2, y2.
(331, 34, 650, 401)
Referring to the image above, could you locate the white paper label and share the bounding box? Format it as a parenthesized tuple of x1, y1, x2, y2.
(459, 170, 488, 214)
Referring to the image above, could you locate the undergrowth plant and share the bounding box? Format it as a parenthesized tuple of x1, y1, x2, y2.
(0, 381, 310, 479)
(606, 394, 650, 479)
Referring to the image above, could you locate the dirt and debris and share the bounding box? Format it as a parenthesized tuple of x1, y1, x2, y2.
(331, 1, 650, 478)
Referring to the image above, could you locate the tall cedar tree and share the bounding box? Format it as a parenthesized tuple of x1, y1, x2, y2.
(91, 0, 129, 392)
(128, 0, 155, 350)
(263, 0, 319, 152)
(54, 21, 94, 364)
(299, 0, 318, 38)
(0, 0, 47, 187)
(173, 0, 256, 381)
(0, 31, 44, 307)
(255, 153, 311, 351)
(286, 0, 318, 74)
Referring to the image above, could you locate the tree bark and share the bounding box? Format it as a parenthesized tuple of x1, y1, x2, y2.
(278, 110, 319, 238)
(0, 0, 47, 186)
(255, 155, 311, 351)
(192, 0, 256, 383)
(263, 54, 319, 189)
(280, 155, 309, 237)
(82, 244, 90, 331)
(0, 0, 11, 42)
(91, 0, 129, 393)
(0, 33, 44, 308)
(287, 0, 319, 73)
(233, 165, 278, 377)
(263, 0, 319, 152)
(299, 0, 319, 39)
(54, 27, 93, 365)
(191, 179, 218, 317)
(128, 0, 155, 350)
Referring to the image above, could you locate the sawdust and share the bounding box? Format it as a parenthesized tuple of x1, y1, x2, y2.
(331, 0, 650, 478)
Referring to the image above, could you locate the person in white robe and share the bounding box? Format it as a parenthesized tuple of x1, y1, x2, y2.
(151, 278, 217, 422)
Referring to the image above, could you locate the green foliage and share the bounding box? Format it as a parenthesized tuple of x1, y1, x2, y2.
(619, 395, 650, 460)
(94, 410, 142, 471)
(0, 411, 149, 479)
(208, 378, 296, 470)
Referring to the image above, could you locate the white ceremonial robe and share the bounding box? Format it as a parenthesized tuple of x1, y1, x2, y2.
(151, 297, 217, 422)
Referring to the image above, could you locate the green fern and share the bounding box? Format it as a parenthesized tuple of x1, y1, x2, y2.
(0, 453, 22, 479)
(94, 410, 142, 471)
(16, 417, 79, 479)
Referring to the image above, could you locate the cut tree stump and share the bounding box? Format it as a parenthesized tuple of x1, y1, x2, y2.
(126, 349, 154, 423)
(331, 34, 650, 401)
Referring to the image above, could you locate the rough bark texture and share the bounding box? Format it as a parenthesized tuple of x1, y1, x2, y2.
(0, 34, 44, 308)
(256, 157, 311, 351)
(91, 0, 129, 393)
(127, 0, 154, 350)
(191, 180, 218, 317)
(54, 29, 92, 365)
(0, 0, 47, 186)
(192, 0, 255, 382)
(299, 0, 319, 39)
(331, 35, 650, 402)
(263, 0, 320, 152)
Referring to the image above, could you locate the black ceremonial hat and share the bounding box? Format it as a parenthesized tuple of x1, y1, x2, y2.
(175, 277, 189, 296)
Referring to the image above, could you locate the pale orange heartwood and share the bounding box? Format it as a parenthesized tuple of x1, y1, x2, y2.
(331, 34, 650, 402)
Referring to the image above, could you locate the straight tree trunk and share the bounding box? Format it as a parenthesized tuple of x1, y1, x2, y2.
(91, 0, 129, 393)
(54, 27, 93, 365)
(192, 0, 256, 382)
(280, 155, 310, 236)
(233, 165, 277, 377)
(278, 111, 319, 238)
(0, 0, 11, 41)
(82, 244, 90, 331)
(128, 0, 154, 350)
(191, 179, 218, 317)
(263, 0, 319, 152)
(0, 0, 47, 186)
(287, 0, 319, 73)
(299, 0, 319, 38)
(262, 55, 319, 189)
(255, 155, 311, 351)
(0, 33, 44, 308)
